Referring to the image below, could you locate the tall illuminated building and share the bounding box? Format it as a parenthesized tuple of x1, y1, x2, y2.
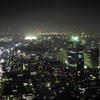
(84, 48, 99, 69)
(84, 50, 92, 69)
(67, 36, 84, 78)
(77, 45, 84, 78)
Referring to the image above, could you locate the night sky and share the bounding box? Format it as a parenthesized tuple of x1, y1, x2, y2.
(0, 0, 100, 35)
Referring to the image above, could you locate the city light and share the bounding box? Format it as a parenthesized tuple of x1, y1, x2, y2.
(84, 66, 87, 69)
(97, 65, 100, 69)
(65, 60, 68, 64)
(71, 36, 79, 42)
(25, 36, 37, 40)
(17, 50, 21, 53)
(0, 0, 100, 99)
(0, 59, 5, 63)
(0, 31, 99, 100)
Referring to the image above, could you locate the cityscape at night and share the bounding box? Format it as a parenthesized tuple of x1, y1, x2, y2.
(0, 0, 100, 100)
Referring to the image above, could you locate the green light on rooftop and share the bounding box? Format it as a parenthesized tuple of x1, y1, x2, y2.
(71, 36, 79, 41)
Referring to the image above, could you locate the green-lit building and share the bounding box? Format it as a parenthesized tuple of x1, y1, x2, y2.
(67, 35, 84, 78)
(57, 50, 67, 63)
(84, 48, 99, 69)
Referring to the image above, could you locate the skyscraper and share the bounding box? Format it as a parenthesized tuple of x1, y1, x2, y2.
(67, 36, 84, 78)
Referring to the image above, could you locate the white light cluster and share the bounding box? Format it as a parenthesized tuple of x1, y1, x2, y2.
(0, 59, 5, 63)
(25, 36, 37, 40)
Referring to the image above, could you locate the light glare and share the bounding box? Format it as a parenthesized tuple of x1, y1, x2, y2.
(25, 36, 37, 40)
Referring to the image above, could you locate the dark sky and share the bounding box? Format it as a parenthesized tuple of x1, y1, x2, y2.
(0, 0, 100, 34)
